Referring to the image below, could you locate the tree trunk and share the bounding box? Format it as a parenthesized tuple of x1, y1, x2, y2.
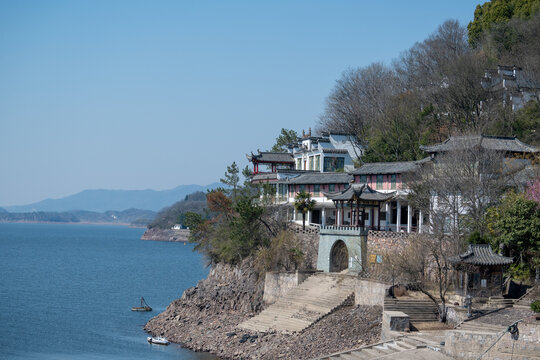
(302, 213, 306, 230)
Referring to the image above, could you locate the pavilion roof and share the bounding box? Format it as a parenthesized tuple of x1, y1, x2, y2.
(246, 151, 295, 163)
(420, 135, 538, 154)
(323, 184, 395, 202)
(449, 244, 513, 266)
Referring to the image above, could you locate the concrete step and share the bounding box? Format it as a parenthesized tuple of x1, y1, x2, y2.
(319, 338, 434, 360)
(384, 298, 439, 323)
(238, 273, 354, 333)
(458, 321, 506, 333)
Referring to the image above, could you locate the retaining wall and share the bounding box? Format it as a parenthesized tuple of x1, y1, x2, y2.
(262, 270, 317, 305)
(444, 323, 540, 360)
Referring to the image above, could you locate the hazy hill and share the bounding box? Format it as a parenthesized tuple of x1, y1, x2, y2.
(3, 183, 221, 213)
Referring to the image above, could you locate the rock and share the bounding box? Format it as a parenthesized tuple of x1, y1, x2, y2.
(144, 257, 382, 359)
(140, 228, 190, 242)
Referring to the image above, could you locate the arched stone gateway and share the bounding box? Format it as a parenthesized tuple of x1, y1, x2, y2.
(330, 240, 348, 272)
(317, 226, 367, 273)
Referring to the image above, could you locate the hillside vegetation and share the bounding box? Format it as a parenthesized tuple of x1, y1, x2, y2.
(148, 191, 207, 229)
(318, 0, 540, 163)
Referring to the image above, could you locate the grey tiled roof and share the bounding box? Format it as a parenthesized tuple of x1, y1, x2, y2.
(251, 173, 278, 182)
(246, 151, 295, 163)
(420, 135, 538, 154)
(449, 244, 513, 266)
(287, 172, 352, 185)
(323, 184, 395, 201)
(350, 158, 431, 175)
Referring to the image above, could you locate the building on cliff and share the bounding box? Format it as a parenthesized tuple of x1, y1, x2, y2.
(481, 65, 540, 112)
(247, 134, 538, 235)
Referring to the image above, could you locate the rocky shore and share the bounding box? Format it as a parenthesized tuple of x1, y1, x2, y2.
(140, 228, 190, 242)
(145, 259, 382, 359)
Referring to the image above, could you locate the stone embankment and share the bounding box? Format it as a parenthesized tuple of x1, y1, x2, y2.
(141, 228, 190, 242)
(145, 259, 382, 359)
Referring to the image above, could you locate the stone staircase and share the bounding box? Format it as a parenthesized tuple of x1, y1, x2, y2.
(487, 296, 514, 308)
(383, 298, 439, 323)
(456, 320, 506, 334)
(317, 336, 442, 359)
(238, 272, 355, 333)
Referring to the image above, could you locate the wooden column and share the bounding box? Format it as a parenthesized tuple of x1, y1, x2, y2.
(340, 201, 344, 226)
(377, 206, 381, 231)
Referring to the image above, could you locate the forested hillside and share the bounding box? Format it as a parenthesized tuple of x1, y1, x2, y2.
(148, 191, 208, 229)
(318, 0, 540, 163)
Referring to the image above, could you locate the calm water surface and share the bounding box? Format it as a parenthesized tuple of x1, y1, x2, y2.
(0, 223, 216, 359)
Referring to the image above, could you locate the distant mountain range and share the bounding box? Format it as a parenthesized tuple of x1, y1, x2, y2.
(3, 183, 222, 213)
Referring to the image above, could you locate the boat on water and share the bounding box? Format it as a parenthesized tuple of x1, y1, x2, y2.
(147, 336, 170, 345)
(132, 297, 152, 312)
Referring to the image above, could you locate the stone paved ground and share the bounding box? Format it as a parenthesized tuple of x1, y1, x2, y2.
(470, 307, 535, 326)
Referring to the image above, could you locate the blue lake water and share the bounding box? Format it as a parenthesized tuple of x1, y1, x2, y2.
(0, 223, 216, 359)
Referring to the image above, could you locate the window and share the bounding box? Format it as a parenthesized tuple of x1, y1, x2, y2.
(359, 175, 367, 183)
(314, 184, 320, 196)
(300, 184, 306, 192)
(391, 174, 396, 189)
(309, 156, 314, 170)
(379, 211, 386, 221)
(315, 155, 320, 171)
(296, 158, 301, 170)
(376, 175, 383, 189)
(323, 157, 345, 172)
(329, 184, 335, 192)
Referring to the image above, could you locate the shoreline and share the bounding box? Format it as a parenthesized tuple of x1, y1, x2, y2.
(141, 228, 190, 242)
(0, 220, 147, 228)
(145, 261, 382, 359)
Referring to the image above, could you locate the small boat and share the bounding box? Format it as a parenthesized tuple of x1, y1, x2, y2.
(147, 336, 169, 345)
(132, 297, 152, 312)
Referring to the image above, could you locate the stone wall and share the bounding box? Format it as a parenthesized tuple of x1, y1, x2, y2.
(290, 223, 320, 235)
(366, 231, 411, 272)
(263, 271, 388, 308)
(445, 323, 540, 360)
(354, 278, 389, 306)
(381, 311, 409, 340)
(262, 270, 318, 305)
(295, 228, 320, 270)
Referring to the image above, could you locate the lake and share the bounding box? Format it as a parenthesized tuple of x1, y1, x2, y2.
(0, 223, 216, 359)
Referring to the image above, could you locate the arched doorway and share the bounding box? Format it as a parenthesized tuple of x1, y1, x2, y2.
(330, 240, 348, 272)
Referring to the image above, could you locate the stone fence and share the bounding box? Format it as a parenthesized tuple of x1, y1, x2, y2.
(289, 223, 320, 235)
(445, 322, 540, 359)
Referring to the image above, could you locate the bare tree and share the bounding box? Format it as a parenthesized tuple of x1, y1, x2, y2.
(386, 233, 453, 322)
(400, 139, 519, 321)
(319, 63, 399, 150)
(395, 20, 469, 101)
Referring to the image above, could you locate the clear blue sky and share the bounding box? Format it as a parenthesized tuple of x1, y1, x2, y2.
(0, 0, 480, 206)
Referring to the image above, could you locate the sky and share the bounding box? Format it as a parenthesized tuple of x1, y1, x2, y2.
(0, 0, 481, 207)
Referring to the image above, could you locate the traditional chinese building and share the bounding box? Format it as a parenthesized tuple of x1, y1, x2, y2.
(449, 244, 513, 300)
(247, 134, 538, 235)
(482, 65, 540, 112)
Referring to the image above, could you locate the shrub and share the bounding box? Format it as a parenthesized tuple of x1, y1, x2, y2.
(531, 300, 540, 313)
(255, 231, 304, 278)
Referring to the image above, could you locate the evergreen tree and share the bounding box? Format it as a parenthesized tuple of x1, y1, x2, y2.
(294, 191, 316, 230)
(220, 161, 240, 200)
